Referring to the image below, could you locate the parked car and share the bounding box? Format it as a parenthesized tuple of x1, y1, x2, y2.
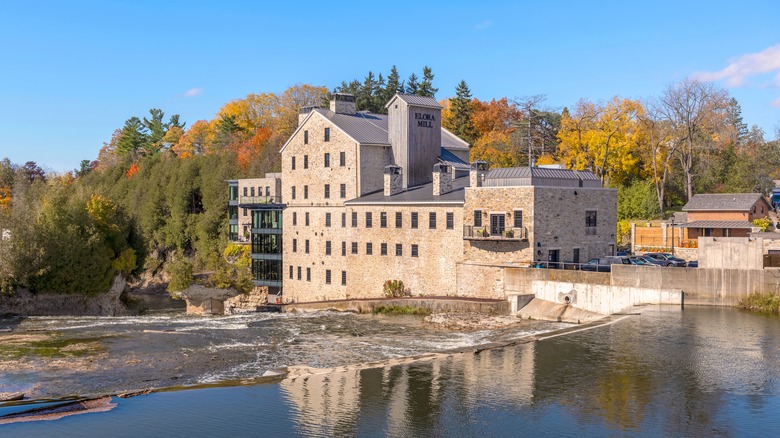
(617, 249, 632, 256)
(581, 256, 631, 272)
(687, 260, 698, 268)
(628, 255, 656, 266)
(643, 253, 687, 267)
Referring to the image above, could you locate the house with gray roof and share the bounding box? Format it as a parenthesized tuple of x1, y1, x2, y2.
(681, 193, 771, 238)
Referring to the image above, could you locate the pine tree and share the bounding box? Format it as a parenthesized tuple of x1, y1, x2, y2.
(373, 73, 387, 112)
(116, 117, 147, 156)
(405, 73, 419, 95)
(419, 66, 438, 97)
(385, 65, 401, 103)
(726, 97, 748, 146)
(445, 80, 477, 143)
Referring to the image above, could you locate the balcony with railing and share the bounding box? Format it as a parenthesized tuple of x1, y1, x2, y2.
(463, 225, 527, 241)
(240, 195, 282, 206)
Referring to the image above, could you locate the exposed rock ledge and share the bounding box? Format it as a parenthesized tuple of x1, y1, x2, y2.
(423, 313, 526, 331)
(0, 275, 131, 317)
(175, 285, 268, 315)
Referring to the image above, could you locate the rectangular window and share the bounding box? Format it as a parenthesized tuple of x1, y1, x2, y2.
(381, 243, 388, 256)
(250, 187, 255, 197)
(429, 212, 436, 229)
(304, 155, 309, 169)
(396, 244, 402, 256)
(411, 244, 419, 257)
(324, 153, 330, 168)
(396, 212, 402, 228)
(474, 210, 482, 227)
(325, 212, 331, 227)
(340, 184, 346, 199)
(341, 270, 346, 286)
(297, 266, 301, 280)
(325, 241, 332, 256)
(366, 242, 373, 255)
(243, 187, 247, 196)
(325, 128, 331, 142)
(292, 186, 296, 200)
(365, 212, 373, 228)
(411, 212, 418, 229)
(304, 130, 308, 145)
(514, 210, 523, 229)
(352, 212, 357, 227)
(243, 208, 247, 217)
(292, 157, 296, 170)
(304, 185, 308, 199)
(341, 212, 346, 228)
(586, 210, 597, 235)
(351, 242, 358, 254)
(446, 212, 454, 229)
(289, 265, 293, 279)
(265, 186, 270, 196)
(305, 239, 310, 254)
(292, 212, 297, 226)
(325, 269, 331, 285)
(339, 151, 346, 166)
(573, 248, 580, 263)
(324, 184, 330, 199)
(292, 238, 297, 253)
(305, 212, 310, 226)
(342, 241, 346, 256)
(380, 212, 387, 228)
(306, 267, 311, 282)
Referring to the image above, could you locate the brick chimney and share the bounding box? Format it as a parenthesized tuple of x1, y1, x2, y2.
(432, 163, 453, 196)
(384, 165, 402, 197)
(470, 161, 489, 188)
(330, 93, 356, 114)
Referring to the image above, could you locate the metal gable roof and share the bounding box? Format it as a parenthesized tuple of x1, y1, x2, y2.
(681, 220, 755, 229)
(438, 148, 470, 170)
(346, 176, 469, 205)
(314, 108, 391, 145)
(385, 93, 443, 109)
(682, 193, 765, 211)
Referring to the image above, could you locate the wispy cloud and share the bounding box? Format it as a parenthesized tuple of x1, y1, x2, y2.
(184, 87, 204, 97)
(771, 96, 780, 108)
(474, 19, 492, 31)
(693, 44, 780, 87)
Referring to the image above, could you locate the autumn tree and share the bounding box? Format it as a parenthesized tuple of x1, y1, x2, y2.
(637, 104, 676, 211)
(655, 79, 729, 201)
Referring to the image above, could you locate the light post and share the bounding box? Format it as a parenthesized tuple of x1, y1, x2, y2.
(671, 217, 675, 256)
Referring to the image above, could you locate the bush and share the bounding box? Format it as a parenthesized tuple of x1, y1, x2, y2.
(383, 280, 409, 298)
(166, 258, 193, 293)
(372, 305, 429, 315)
(752, 217, 771, 232)
(738, 292, 780, 315)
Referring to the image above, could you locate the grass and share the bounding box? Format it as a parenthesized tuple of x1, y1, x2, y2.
(0, 336, 106, 360)
(737, 292, 780, 315)
(372, 305, 431, 316)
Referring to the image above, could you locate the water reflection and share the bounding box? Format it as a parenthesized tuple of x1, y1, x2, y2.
(280, 307, 780, 437)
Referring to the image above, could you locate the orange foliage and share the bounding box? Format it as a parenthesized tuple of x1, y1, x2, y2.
(236, 127, 273, 171)
(126, 163, 139, 179)
(0, 186, 11, 210)
(471, 98, 523, 137)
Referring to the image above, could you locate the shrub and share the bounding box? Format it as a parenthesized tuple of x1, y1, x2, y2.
(383, 279, 409, 298)
(166, 258, 193, 294)
(752, 217, 771, 232)
(738, 292, 780, 315)
(372, 305, 429, 315)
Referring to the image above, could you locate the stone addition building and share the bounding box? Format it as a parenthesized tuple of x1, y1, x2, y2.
(230, 92, 617, 303)
(681, 193, 770, 238)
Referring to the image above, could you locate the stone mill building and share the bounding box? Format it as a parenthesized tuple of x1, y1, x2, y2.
(228, 93, 617, 302)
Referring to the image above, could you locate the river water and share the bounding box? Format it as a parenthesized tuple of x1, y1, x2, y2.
(2, 306, 780, 436)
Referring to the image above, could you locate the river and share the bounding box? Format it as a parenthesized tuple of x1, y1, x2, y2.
(2, 305, 780, 436)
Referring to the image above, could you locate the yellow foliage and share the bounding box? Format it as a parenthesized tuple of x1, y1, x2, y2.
(470, 131, 520, 168)
(535, 153, 558, 166)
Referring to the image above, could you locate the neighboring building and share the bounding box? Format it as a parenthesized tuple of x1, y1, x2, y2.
(230, 92, 618, 303)
(681, 193, 770, 238)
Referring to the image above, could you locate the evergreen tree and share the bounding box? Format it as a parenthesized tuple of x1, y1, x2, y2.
(726, 97, 748, 146)
(116, 117, 147, 156)
(405, 73, 419, 95)
(445, 80, 477, 143)
(384, 65, 401, 103)
(419, 65, 438, 97)
(356, 71, 378, 112)
(373, 73, 387, 111)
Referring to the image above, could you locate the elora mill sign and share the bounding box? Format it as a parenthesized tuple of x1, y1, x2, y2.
(414, 112, 435, 128)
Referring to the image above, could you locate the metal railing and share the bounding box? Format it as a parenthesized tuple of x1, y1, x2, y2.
(463, 225, 527, 241)
(240, 196, 282, 205)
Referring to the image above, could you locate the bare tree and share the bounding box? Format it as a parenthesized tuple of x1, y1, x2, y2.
(639, 103, 677, 212)
(512, 95, 547, 165)
(654, 79, 728, 201)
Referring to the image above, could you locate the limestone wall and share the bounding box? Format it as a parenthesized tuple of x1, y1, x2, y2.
(455, 262, 506, 299)
(698, 237, 763, 269)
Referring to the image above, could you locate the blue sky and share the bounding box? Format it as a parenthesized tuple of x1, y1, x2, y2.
(2, 0, 779, 172)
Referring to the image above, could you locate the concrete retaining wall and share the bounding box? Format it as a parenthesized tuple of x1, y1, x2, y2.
(531, 280, 682, 315)
(284, 297, 509, 315)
